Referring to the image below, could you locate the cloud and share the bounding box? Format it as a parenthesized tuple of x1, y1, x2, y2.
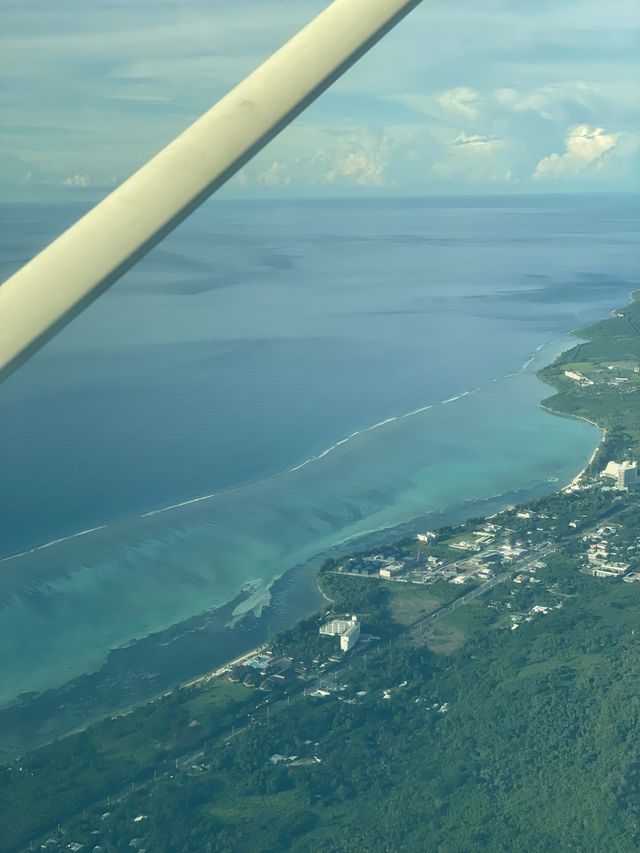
(257, 160, 290, 187)
(390, 88, 483, 125)
(2, 0, 638, 195)
(494, 82, 605, 122)
(242, 125, 403, 190)
(324, 150, 386, 187)
(51, 173, 119, 190)
(396, 81, 614, 129)
(430, 129, 514, 185)
(63, 173, 92, 187)
(451, 133, 503, 151)
(437, 87, 482, 120)
(532, 124, 620, 180)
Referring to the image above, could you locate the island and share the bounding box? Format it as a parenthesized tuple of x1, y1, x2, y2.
(2, 295, 640, 852)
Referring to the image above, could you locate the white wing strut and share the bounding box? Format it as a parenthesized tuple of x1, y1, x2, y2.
(0, 0, 422, 382)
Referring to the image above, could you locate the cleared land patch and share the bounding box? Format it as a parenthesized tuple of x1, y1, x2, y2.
(413, 622, 465, 654)
(389, 585, 442, 626)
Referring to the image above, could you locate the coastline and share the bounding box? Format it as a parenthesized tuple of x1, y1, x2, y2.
(0, 475, 591, 761)
(539, 404, 605, 490)
(537, 288, 640, 489)
(0, 331, 608, 761)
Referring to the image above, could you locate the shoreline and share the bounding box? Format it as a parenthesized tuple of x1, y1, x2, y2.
(536, 287, 640, 488)
(0, 321, 611, 762)
(0, 475, 572, 761)
(0, 475, 587, 762)
(539, 403, 606, 490)
(195, 292, 633, 690)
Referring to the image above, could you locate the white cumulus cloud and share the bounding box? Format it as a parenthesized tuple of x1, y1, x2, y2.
(533, 124, 620, 180)
(62, 174, 92, 187)
(257, 160, 291, 187)
(437, 87, 482, 120)
(324, 149, 388, 187)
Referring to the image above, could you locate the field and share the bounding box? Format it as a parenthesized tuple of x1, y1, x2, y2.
(387, 581, 446, 626)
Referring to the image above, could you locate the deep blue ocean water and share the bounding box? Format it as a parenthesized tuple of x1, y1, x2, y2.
(0, 194, 638, 706)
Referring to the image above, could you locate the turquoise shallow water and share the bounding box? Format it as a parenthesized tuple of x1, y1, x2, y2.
(0, 194, 638, 709)
(0, 342, 598, 705)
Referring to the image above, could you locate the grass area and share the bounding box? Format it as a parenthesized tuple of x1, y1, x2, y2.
(388, 584, 443, 626)
(413, 621, 466, 654)
(209, 787, 301, 824)
(180, 679, 250, 719)
(562, 360, 600, 372)
(440, 531, 476, 549)
(516, 652, 604, 680)
(437, 596, 497, 635)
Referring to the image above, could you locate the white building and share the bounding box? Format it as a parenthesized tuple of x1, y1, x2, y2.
(617, 461, 637, 490)
(339, 621, 360, 651)
(602, 460, 637, 490)
(319, 615, 361, 652)
(417, 531, 437, 543)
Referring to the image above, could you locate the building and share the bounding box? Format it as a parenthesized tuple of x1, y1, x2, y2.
(477, 569, 494, 580)
(417, 531, 437, 543)
(617, 461, 637, 490)
(602, 460, 638, 490)
(379, 562, 404, 579)
(264, 657, 293, 675)
(319, 615, 361, 651)
(592, 562, 630, 578)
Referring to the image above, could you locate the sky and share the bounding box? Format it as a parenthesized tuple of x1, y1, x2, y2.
(1, 0, 639, 198)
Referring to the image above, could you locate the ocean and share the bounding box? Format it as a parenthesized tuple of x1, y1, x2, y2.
(0, 193, 638, 717)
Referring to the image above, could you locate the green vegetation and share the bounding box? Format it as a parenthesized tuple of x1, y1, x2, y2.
(39, 563, 640, 852)
(0, 680, 255, 850)
(540, 292, 640, 460)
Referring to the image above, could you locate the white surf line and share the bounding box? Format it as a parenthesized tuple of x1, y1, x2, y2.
(138, 472, 274, 518)
(290, 388, 484, 475)
(520, 355, 535, 371)
(140, 491, 222, 518)
(501, 340, 562, 381)
(1, 525, 108, 563)
(289, 415, 399, 473)
(2, 339, 567, 562)
(286, 341, 566, 475)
